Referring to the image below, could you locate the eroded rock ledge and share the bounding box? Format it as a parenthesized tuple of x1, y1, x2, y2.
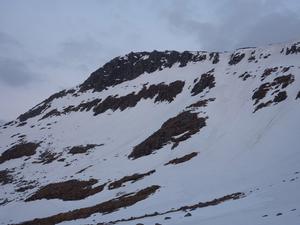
(0, 142, 39, 164)
(129, 111, 207, 159)
(26, 179, 105, 201)
(252, 74, 294, 112)
(80, 50, 208, 92)
(98, 192, 245, 225)
(94, 81, 185, 115)
(108, 170, 155, 190)
(191, 69, 215, 96)
(19, 185, 160, 225)
(165, 152, 198, 165)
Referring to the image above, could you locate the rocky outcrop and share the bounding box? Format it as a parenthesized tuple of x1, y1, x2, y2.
(129, 111, 207, 159)
(0, 142, 39, 164)
(108, 170, 155, 190)
(79, 51, 206, 92)
(26, 179, 105, 201)
(68, 144, 102, 155)
(191, 69, 215, 96)
(19, 185, 160, 225)
(165, 152, 198, 165)
(18, 89, 75, 122)
(229, 52, 245, 65)
(94, 81, 185, 115)
(252, 74, 294, 112)
(285, 42, 300, 55)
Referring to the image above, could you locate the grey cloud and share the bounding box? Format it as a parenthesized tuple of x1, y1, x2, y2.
(0, 32, 21, 48)
(57, 37, 108, 72)
(0, 32, 25, 59)
(59, 37, 103, 63)
(163, 0, 300, 51)
(0, 57, 36, 86)
(238, 11, 300, 47)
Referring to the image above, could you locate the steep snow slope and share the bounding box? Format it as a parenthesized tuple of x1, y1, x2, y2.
(0, 41, 300, 225)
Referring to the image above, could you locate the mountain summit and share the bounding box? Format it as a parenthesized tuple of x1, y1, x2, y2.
(1, 41, 300, 225)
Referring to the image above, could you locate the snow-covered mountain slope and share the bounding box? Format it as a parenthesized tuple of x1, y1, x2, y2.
(1, 41, 300, 225)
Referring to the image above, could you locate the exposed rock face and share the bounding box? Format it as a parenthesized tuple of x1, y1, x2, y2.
(252, 74, 294, 112)
(0, 170, 13, 185)
(108, 170, 155, 190)
(19, 185, 160, 225)
(68, 144, 102, 155)
(26, 179, 105, 201)
(285, 42, 300, 55)
(273, 91, 287, 103)
(94, 81, 185, 115)
(191, 69, 215, 96)
(248, 50, 256, 62)
(18, 89, 75, 122)
(187, 98, 215, 109)
(261, 67, 278, 81)
(99, 192, 245, 225)
(33, 150, 61, 164)
(40, 99, 103, 120)
(79, 51, 206, 92)
(128, 111, 207, 159)
(0, 142, 39, 164)
(165, 152, 198, 165)
(238, 71, 253, 81)
(229, 52, 245, 65)
(296, 91, 300, 99)
(39, 109, 61, 120)
(209, 52, 220, 64)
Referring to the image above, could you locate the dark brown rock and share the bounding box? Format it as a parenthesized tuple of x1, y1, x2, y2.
(239, 72, 252, 81)
(128, 111, 206, 159)
(0, 142, 39, 164)
(254, 101, 272, 113)
(94, 81, 185, 115)
(282, 66, 291, 73)
(261, 67, 278, 81)
(33, 150, 62, 164)
(79, 50, 206, 92)
(209, 52, 219, 64)
(286, 42, 300, 55)
(0, 169, 13, 185)
(229, 52, 245, 65)
(26, 179, 105, 201)
(19, 185, 160, 225)
(296, 91, 300, 100)
(273, 74, 294, 88)
(165, 152, 198, 165)
(40, 109, 61, 120)
(18, 89, 75, 122)
(248, 51, 256, 62)
(16, 185, 36, 193)
(191, 69, 215, 96)
(252, 74, 294, 112)
(252, 83, 270, 105)
(95, 192, 245, 225)
(273, 91, 287, 103)
(108, 170, 155, 189)
(186, 98, 215, 109)
(68, 144, 102, 155)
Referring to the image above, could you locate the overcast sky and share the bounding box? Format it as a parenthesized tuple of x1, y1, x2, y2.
(1, 0, 300, 121)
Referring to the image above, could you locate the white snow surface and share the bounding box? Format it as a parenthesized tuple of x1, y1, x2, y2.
(0, 41, 300, 225)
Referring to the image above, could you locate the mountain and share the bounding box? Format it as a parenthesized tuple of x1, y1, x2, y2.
(0, 41, 300, 225)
